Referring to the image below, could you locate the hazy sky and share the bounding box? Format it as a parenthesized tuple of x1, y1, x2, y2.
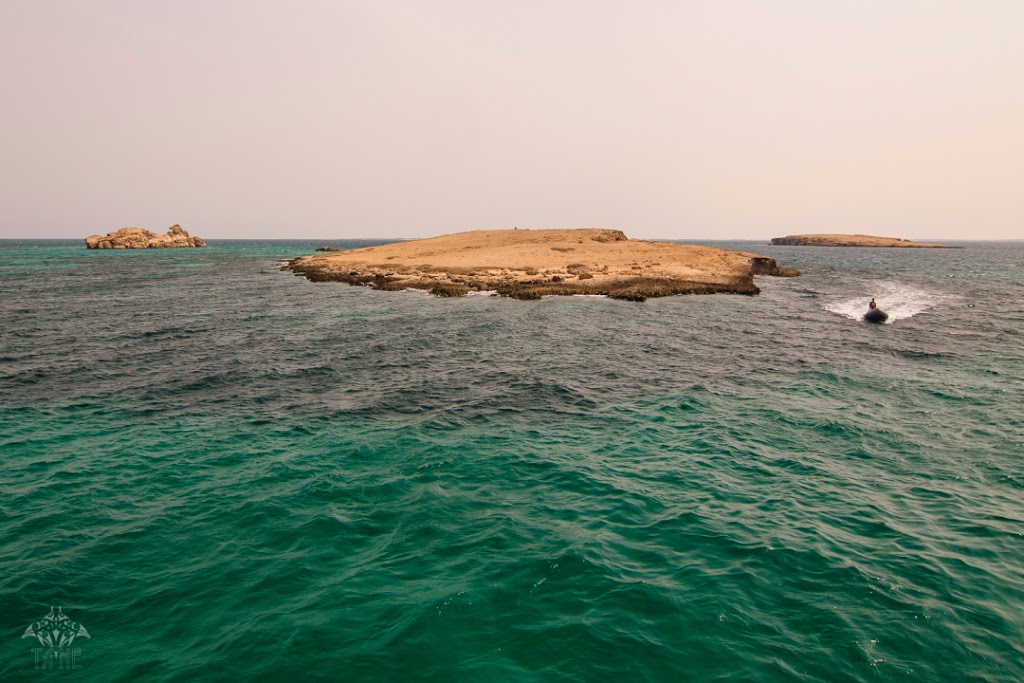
(1, 1, 1021, 240)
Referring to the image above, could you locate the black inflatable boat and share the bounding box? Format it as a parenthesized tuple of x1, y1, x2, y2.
(863, 307, 888, 324)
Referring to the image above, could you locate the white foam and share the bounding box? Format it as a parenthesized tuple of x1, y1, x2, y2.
(825, 281, 958, 323)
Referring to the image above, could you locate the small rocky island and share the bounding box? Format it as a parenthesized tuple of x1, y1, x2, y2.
(771, 233, 959, 248)
(85, 225, 207, 249)
(287, 228, 798, 301)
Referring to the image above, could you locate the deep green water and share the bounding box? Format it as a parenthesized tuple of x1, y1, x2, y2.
(1, 238, 1022, 682)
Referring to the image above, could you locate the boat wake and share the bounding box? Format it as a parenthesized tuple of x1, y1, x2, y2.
(825, 282, 957, 323)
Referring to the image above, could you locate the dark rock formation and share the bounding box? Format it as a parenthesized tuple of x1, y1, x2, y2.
(750, 257, 800, 277)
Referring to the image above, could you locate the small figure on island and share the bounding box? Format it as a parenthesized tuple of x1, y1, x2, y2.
(868, 298, 877, 310)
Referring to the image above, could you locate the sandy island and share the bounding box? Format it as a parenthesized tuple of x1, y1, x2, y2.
(287, 229, 799, 301)
(771, 234, 959, 248)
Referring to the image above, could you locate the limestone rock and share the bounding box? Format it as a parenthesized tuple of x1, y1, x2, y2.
(286, 228, 801, 301)
(85, 225, 207, 249)
(770, 234, 959, 248)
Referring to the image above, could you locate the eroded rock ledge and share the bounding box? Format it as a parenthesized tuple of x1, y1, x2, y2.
(85, 225, 207, 249)
(771, 234, 960, 248)
(286, 228, 799, 301)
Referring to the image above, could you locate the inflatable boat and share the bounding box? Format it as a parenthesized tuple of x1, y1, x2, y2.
(863, 307, 888, 324)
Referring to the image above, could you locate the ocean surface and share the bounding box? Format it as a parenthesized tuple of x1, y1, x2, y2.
(1, 238, 1022, 682)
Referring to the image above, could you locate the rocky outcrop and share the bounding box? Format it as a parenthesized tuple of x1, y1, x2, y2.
(285, 228, 800, 301)
(749, 256, 800, 277)
(85, 225, 207, 249)
(770, 234, 959, 248)
(592, 230, 628, 243)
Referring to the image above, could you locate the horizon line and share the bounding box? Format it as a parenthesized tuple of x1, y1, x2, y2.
(0, 235, 1010, 243)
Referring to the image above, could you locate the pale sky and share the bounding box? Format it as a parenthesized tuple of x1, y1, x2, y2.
(1, 0, 1021, 240)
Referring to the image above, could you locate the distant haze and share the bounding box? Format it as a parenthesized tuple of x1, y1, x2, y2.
(1, 1, 1021, 240)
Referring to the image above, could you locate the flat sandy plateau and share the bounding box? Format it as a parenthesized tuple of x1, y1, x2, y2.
(287, 229, 798, 301)
(771, 234, 960, 248)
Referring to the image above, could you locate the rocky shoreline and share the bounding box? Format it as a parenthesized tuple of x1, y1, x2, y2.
(85, 225, 207, 249)
(287, 229, 799, 301)
(771, 233, 959, 248)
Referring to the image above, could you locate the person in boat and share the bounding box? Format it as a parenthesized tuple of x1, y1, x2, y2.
(868, 298, 877, 310)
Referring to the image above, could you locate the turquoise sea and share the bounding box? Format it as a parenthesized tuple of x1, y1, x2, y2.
(1, 238, 1022, 682)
